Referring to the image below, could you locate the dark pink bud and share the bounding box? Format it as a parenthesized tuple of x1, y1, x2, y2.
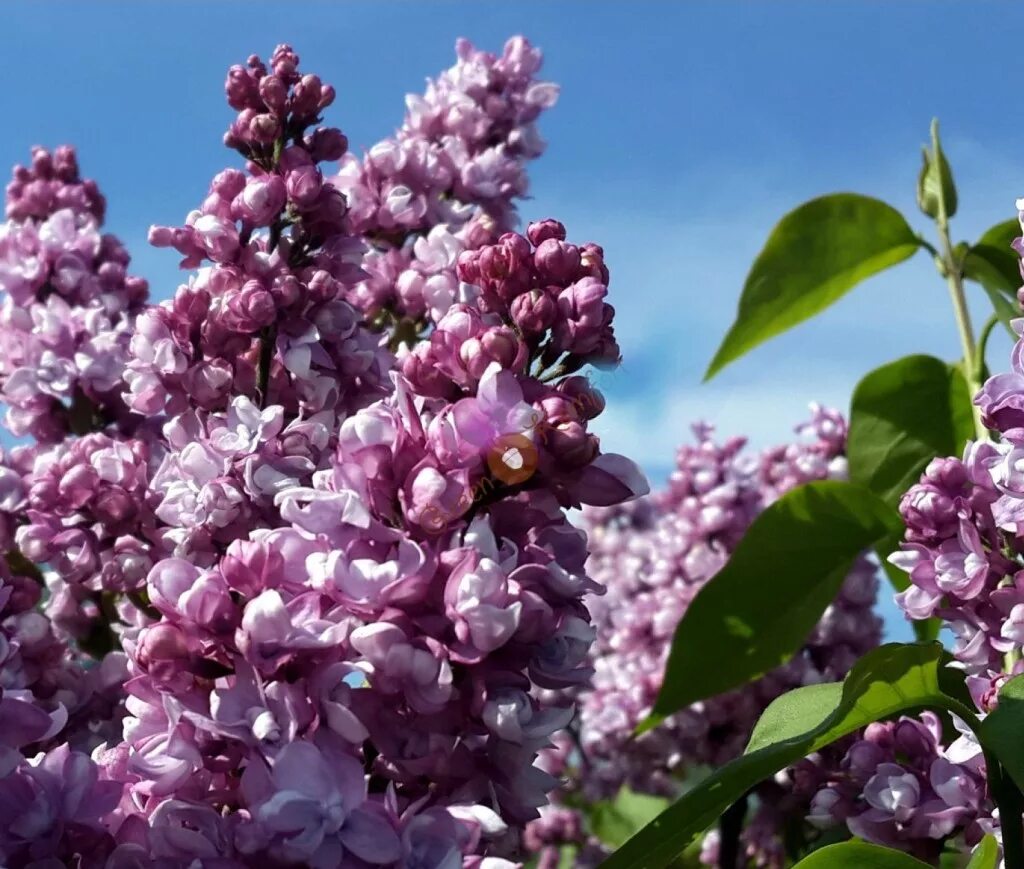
(318, 84, 336, 112)
(137, 623, 194, 688)
(222, 540, 284, 595)
(211, 168, 246, 199)
(456, 249, 481, 285)
(511, 290, 556, 334)
(225, 280, 276, 333)
(534, 239, 581, 285)
(270, 44, 300, 78)
(93, 486, 137, 527)
(480, 326, 523, 369)
(290, 74, 323, 118)
(270, 274, 303, 308)
(183, 359, 233, 408)
(285, 165, 323, 207)
(547, 421, 599, 468)
(249, 113, 281, 145)
(306, 270, 336, 304)
(258, 74, 288, 114)
(226, 66, 260, 110)
(307, 127, 349, 162)
(527, 218, 566, 246)
(232, 175, 287, 226)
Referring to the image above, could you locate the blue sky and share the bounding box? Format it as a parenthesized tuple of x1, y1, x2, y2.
(3, 1, 1023, 638)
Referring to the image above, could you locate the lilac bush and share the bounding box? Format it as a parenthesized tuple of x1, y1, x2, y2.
(0, 39, 650, 868)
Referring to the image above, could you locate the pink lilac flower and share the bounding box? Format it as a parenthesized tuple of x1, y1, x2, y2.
(0, 146, 148, 442)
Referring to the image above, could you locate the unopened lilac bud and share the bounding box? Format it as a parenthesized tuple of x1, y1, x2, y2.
(53, 144, 78, 181)
(137, 623, 192, 686)
(290, 74, 323, 118)
(527, 219, 567, 246)
(249, 113, 281, 145)
(307, 127, 348, 162)
(456, 249, 481, 285)
(191, 214, 239, 262)
(225, 65, 259, 110)
(511, 290, 556, 334)
(270, 274, 303, 308)
(481, 326, 524, 370)
(306, 269, 336, 304)
(534, 239, 581, 285)
(182, 359, 233, 407)
(270, 44, 299, 78)
(211, 169, 247, 200)
(286, 165, 323, 207)
(225, 280, 276, 333)
(232, 175, 286, 226)
(258, 74, 288, 115)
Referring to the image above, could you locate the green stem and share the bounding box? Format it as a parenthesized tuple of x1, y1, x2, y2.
(976, 313, 1000, 383)
(937, 222, 988, 442)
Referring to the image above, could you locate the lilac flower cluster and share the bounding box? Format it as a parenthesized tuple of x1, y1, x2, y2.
(0, 39, 649, 868)
(336, 37, 558, 324)
(580, 407, 878, 797)
(138, 44, 389, 421)
(803, 712, 986, 862)
(523, 408, 882, 867)
(0, 146, 149, 441)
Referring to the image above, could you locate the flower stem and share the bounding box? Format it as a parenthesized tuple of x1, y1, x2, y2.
(937, 222, 988, 442)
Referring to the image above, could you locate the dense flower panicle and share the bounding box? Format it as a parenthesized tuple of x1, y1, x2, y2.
(0, 146, 149, 442)
(136, 45, 389, 422)
(0, 39, 650, 867)
(337, 37, 555, 241)
(578, 407, 879, 798)
(335, 37, 557, 322)
(522, 407, 882, 867)
(804, 713, 985, 862)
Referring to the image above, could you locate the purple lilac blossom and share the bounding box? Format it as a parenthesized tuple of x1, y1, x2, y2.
(0, 39, 648, 868)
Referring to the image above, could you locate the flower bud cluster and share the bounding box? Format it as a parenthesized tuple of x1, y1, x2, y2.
(136, 44, 389, 421)
(804, 712, 985, 861)
(336, 37, 558, 322)
(0, 146, 148, 441)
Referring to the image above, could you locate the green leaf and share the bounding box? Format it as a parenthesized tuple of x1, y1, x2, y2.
(590, 789, 672, 849)
(963, 218, 1022, 298)
(965, 835, 1001, 869)
(793, 841, 932, 868)
(641, 481, 901, 729)
(601, 643, 952, 869)
(917, 119, 957, 221)
(705, 194, 921, 379)
(847, 355, 975, 506)
(980, 672, 1024, 792)
(979, 282, 1020, 339)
